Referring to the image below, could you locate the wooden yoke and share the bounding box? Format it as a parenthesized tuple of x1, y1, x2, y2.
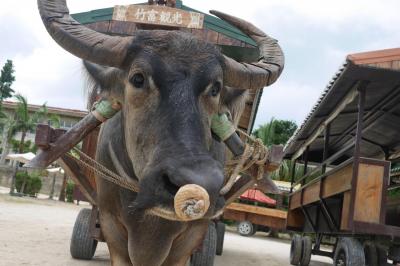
(33, 124, 99, 205)
(27, 99, 120, 205)
(29, 109, 282, 207)
(28, 114, 102, 169)
(211, 113, 283, 205)
(223, 144, 283, 205)
(27, 99, 120, 169)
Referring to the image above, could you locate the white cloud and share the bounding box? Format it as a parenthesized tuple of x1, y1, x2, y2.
(254, 81, 322, 128)
(1, 0, 400, 120)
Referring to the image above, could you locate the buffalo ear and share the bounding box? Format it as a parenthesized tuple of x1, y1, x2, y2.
(83, 61, 124, 105)
(83, 61, 122, 91)
(220, 86, 249, 125)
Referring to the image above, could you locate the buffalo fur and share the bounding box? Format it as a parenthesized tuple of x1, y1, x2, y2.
(84, 30, 248, 266)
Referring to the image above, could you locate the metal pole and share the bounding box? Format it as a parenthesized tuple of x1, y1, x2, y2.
(290, 159, 297, 193)
(303, 146, 309, 176)
(354, 85, 367, 159)
(322, 123, 331, 174)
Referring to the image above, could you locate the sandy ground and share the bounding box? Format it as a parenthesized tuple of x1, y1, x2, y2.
(0, 193, 332, 266)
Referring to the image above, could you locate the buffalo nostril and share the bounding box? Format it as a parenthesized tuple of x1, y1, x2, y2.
(162, 174, 180, 195)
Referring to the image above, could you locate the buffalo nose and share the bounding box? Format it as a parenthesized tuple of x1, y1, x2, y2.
(164, 158, 224, 199)
(174, 184, 210, 221)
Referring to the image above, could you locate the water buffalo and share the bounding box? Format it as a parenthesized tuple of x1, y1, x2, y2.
(38, 0, 284, 265)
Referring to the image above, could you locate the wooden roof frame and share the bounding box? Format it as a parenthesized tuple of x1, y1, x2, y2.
(284, 47, 400, 162)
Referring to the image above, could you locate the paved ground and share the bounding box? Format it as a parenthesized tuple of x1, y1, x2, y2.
(0, 193, 332, 266)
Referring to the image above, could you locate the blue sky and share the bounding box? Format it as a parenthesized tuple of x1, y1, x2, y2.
(1, 0, 399, 129)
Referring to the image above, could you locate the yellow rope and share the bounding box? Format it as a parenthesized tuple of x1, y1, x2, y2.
(220, 129, 269, 195)
(65, 128, 269, 220)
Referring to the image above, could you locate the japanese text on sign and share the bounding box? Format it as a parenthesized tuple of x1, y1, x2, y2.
(113, 5, 204, 29)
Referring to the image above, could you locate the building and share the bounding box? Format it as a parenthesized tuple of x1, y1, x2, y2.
(1, 101, 87, 144)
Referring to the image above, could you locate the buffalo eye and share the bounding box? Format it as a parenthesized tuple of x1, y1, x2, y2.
(210, 82, 221, 97)
(130, 73, 145, 88)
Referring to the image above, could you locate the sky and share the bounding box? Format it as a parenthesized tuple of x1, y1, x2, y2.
(1, 0, 400, 129)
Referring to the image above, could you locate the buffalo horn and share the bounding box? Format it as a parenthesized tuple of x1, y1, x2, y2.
(37, 0, 134, 67)
(210, 10, 285, 90)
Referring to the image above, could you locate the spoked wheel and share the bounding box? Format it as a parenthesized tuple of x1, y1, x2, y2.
(70, 208, 98, 260)
(333, 238, 365, 266)
(237, 221, 255, 236)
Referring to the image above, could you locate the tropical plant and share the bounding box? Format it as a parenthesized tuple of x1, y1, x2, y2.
(13, 94, 47, 153)
(0, 60, 15, 101)
(253, 118, 276, 147)
(253, 118, 297, 147)
(0, 114, 18, 164)
(15, 171, 42, 197)
(66, 180, 75, 203)
(10, 139, 37, 154)
(253, 118, 298, 181)
(271, 159, 304, 182)
(49, 114, 61, 128)
(5, 94, 47, 194)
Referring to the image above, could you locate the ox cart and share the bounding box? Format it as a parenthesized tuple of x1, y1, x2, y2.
(31, 1, 284, 265)
(284, 48, 400, 265)
(223, 187, 288, 237)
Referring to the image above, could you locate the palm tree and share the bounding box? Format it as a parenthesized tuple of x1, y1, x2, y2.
(7, 94, 47, 194)
(13, 94, 47, 153)
(0, 114, 17, 165)
(49, 114, 61, 129)
(253, 118, 276, 147)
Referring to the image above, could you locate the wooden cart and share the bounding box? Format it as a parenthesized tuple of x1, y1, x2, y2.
(33, 1, 283, 265)
(284, 48, 400, 266)
(224, 202, 287, 236)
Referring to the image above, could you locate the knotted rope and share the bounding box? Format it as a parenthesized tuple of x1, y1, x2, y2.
(65, 108, 269, 221)
(220, 129, 269, 195)
(210, 113, 270, 195)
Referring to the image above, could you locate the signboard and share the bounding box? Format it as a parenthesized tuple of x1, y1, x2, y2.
(113, 5, 205, 29)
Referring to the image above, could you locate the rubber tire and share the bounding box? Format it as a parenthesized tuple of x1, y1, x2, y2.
(376, 245, 388, 266)
(191, 222, 217, 266)
(364, 241, 378, 266)
(216, 222, 225, 256)
(290, 235, 302, 265)
(376, 245, 389, 266)
(70, 208, 98, 260)
(333, 238, 365, 266)
(237, 221, 255, 236)
(300, 236, 312, 266)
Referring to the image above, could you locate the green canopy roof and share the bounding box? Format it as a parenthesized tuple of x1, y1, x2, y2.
(71, 0, 257, 46)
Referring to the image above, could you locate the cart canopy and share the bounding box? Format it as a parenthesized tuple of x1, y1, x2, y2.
(284, 48, 400, 165)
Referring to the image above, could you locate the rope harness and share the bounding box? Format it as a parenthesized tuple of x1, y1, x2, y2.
(220, 129, 269, 195)
(66, 102, 270, 221)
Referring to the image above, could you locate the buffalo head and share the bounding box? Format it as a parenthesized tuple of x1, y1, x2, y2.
(38, 0, 284, 220)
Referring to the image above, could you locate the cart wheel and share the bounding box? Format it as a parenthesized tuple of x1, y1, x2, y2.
(237, 221, 255, 236)
(376, 245, 388, 265)
(70, 208, 98, 260)
(333, 238, 365, 266)
(216, 221, 225, 256)
(290, 235, 302, 265)
(389, 246, 400, 263)
(364, 241, 378, 266)
(191, 222, 217, 266)
(300, 236, 312, 266)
